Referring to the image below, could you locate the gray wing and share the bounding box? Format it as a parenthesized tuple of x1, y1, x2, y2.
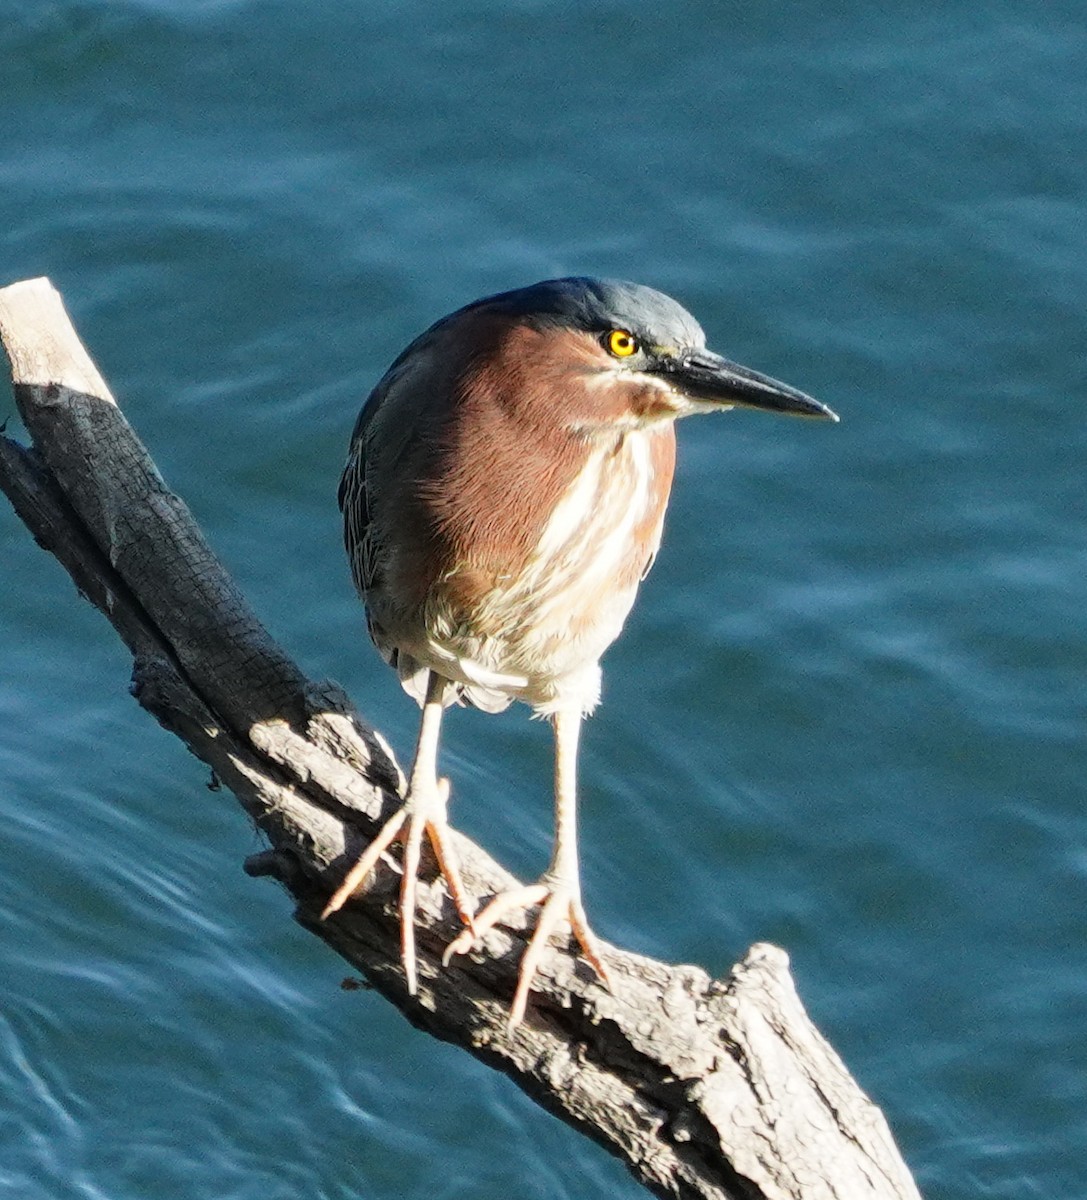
(338, 371, 442, 706)
(336, 327, 514, 714)
(337, 319, 443, 600)
(338, 403, 378, 603)
(337, 333, 431, 605)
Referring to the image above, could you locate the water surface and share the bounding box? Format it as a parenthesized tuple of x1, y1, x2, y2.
(1, 3, 1084, 1197)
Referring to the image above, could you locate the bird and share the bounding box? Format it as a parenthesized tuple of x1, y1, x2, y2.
(321, 276, 837, 1027)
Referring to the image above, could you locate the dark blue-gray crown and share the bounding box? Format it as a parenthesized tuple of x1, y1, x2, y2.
(468, 277, 706, 350)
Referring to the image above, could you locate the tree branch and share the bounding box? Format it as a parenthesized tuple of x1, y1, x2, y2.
(0, 277, 922, 1200)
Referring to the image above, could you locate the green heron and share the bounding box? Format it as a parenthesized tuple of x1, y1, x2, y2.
(322, 277, 836, 1027)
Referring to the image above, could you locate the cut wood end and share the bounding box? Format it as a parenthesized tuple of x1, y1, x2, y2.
(0, 276, 115, 402)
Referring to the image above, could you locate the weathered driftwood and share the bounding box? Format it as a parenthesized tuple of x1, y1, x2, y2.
(0, 277, 922, 1200)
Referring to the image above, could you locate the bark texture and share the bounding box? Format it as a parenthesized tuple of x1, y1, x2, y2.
(0, 277, 922, 1200)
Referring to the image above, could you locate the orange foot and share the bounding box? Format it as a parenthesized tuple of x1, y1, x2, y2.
(321, 778, 476, 995)
(443, 880, 611, 1030)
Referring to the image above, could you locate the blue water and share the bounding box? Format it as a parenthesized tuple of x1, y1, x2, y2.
(1, 2, 1084, 1197)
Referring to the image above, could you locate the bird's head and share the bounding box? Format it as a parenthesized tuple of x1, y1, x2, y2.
(447, 276, 838, 432)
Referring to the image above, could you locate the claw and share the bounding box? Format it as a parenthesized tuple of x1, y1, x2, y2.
(321, 781, 476, 995)
(442, 881, 610, 1029)
(321, 809, 406, 919)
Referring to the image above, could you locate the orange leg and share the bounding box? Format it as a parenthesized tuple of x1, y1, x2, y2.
(444, 704, 610, 1029)
(322, 672, 475, 994)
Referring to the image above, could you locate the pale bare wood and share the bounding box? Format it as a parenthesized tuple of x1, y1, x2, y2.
(0, 276, 922, 1200)
(0, 277, 113, 397)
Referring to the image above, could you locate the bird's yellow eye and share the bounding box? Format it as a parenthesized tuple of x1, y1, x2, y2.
(607, 329, 638, 358)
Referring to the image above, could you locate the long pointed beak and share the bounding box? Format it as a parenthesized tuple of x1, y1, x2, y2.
(664, 348, 838, 421)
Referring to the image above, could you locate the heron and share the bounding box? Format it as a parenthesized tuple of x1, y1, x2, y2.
(322, 277, 836, 1027)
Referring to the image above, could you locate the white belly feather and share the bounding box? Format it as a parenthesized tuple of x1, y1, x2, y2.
(422, 430, 660, 715)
